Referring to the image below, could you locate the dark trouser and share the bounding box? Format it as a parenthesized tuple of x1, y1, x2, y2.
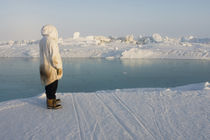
(45, 80, 58, 99)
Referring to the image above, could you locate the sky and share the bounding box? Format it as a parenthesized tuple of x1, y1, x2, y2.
(0, 0, 210, 40)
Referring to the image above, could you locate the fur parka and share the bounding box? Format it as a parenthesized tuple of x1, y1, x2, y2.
(39, 25, 63, 86)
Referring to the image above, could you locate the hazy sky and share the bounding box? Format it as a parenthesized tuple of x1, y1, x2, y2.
(0, 0, 210, 40)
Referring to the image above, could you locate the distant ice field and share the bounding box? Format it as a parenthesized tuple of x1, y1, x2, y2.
(0, 33, 210, 59)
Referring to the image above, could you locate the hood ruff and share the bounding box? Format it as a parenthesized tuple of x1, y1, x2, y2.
(41, 25, 58, 42)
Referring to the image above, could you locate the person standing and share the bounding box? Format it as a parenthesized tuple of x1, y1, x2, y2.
(39, 25, 63, 109)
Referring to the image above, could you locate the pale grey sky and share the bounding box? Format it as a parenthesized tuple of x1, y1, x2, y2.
(0, 0, 210, 40)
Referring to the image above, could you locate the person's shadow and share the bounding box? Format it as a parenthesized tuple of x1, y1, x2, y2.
(21, 94, 46, 109)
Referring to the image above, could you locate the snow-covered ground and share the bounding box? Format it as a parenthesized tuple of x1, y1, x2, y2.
(0, 33, 210, 59)
(0, 82, 209, 140)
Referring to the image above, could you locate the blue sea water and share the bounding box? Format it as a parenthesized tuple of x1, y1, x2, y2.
(0, 58, 210, 102)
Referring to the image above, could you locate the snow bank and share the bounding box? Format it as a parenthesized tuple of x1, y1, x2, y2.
(0, 33, 210, 59)
(0, 82, 209, 140)
(121, 48, 154, 58)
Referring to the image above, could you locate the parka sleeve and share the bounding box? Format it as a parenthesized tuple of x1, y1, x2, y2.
(48, 40, 63, 70)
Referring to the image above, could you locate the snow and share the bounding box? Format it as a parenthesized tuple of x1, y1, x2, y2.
(0, 33, 210, 59)
(0, 82, 209, 140)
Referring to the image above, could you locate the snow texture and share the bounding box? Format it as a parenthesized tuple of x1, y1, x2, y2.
(0, 33, 210, 59)
(0, 82, 209, 140)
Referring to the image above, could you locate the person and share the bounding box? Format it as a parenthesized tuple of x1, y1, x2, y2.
(39, 25, 63, 109)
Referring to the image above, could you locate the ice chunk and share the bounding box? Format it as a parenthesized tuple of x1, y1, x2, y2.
(204, 82, 210, 90)
(180, 42, 192, 47)
(8, 40, 14, 46)
(58, 38, 63, 44)
(126, 35, 134, 42)
(152, 33, 162, 42)
(86, 36, 94, 40)
(94, 36, 111, 45)
(73, 32, 80, 39)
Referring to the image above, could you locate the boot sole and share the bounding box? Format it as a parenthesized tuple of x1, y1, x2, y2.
(47, 105, 62, 109)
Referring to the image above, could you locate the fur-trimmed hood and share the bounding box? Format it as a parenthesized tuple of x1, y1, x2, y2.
(41, 25, 58, 42)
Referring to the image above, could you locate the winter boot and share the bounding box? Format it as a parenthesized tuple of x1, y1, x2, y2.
(47, 98, 62, 109)
(56, 98, 61, 104)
